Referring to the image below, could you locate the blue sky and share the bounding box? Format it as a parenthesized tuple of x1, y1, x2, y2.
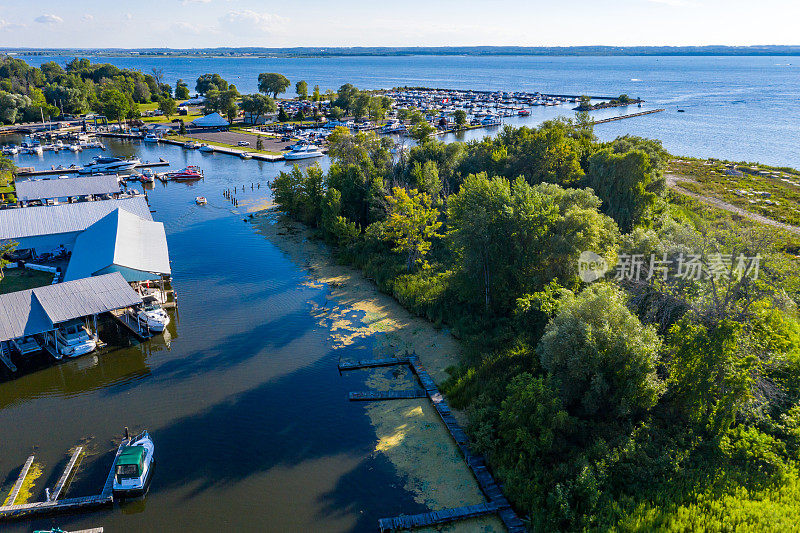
(0, 0, 797, 48)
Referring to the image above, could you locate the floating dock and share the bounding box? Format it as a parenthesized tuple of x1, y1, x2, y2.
(16, 160, 170, 177)
(343, 352, 526, 532)
(0, 438, 128, 521)
(108, 309, 154, 341)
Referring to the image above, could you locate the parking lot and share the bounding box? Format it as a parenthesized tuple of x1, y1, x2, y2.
(186, 130, 291, 153)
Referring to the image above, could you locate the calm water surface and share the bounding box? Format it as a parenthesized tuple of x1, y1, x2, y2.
(0, 141, 423, 532)
(20, 54, 800, 167)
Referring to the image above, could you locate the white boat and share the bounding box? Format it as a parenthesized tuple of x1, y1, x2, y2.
(139, 169, 155, 183)
(79, 156, 140, 174)
(198, 144, 214, 153)
(239, 152, 253, 160)
(195, 196, 207, 205)
(2, 145, 19, 155)
(284, 144, 323, 160)
(135, 299, 170, 333)
(143, 134, 159, 143)
(53, 319, 97, 358)
(69, 144, 82, 152)
(112, 430, 155, 498)
(31, 145, 43, 155)
(183, 141, 201, 149)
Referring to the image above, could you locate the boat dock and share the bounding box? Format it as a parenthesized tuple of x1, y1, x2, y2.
(348, 390, 428, 401)
(16, 160, 170, 177)
(340, 353, 526, 532)
(109, 309, 154, 341)
(0, 438, 129, 521)
(0, 342, 17, 372)
(593, 108, 665, 125)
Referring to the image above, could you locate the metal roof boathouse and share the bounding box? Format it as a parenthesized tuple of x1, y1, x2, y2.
(0, 273, 142, 344)
(15, 175, 123, 206)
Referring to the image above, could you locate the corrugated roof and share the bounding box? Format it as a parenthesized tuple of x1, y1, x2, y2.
(16, 175, 122, 202)
(0, 197, 152, 241)
(0, 272, 142, 342)
(63, 208, 171, 282)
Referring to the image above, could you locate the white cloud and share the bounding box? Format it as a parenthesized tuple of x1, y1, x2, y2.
(182, 0, 212, 4)
(218, 10, 287, 33)
(123, 13, 133, 21)
(81, 14, 95, 22)
(646, 0, 695, 6)
(35, 14, 63, 25)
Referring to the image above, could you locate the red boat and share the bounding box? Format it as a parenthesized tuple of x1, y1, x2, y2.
(518, 109, 531, 116)
(166, 165, 204, 181)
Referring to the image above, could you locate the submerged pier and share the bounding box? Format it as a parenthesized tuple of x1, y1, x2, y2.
(340, 352, 526, 532)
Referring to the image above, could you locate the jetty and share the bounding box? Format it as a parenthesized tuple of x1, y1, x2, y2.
(342, 353, 526, 532)
(0, 438, 129, 521)
(593, 108, 664, 124)
(109, 309, 154, 341)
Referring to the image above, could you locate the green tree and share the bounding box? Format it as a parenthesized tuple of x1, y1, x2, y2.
(377, 187, 442, 271)
(454, 109, 467, 129)
(256, 135, 263, 151)
(277, 107, 289, 122)
(100, 88, 130, 128)
(195, 73, 228, 95)
(175, 79, 190, 100)
(537, 283, 662, 419)
(158, 96, 177, 119)
(327, 106, 345, 120)
(239, 93, 276, 125)
(409, 160, 442, 199)
(295, 80, 308, 100)
(407, 109, 435, 143)
(312, 85, 321, 102)
(258, 73, 290, 98)
(334, 83, 359, 114)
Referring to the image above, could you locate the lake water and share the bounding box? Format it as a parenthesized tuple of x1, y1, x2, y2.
(0, 141, 434, 532)
(19, 54, 800, 167)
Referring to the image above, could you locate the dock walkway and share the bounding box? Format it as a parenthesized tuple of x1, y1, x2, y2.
(0, 342, 17, 372)
(0, 438, 128, 521)
(109, 309, 153, 341)
(593, 108, 664, 125)
(4, 455, 34, 506)
(345, 351, 526, 532)
(17, 160, 170, 177)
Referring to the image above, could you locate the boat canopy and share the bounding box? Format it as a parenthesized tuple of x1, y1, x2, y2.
(116, 445, 146, 475)
(191, 112, 229, 128)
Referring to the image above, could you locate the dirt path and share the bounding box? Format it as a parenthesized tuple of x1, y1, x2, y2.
(666, 172, 800, 236)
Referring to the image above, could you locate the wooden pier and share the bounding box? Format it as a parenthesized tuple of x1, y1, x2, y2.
(348, 390, 428, 401)
(4, 455, 34, 506)
(0, 342, 17, 372)
(592, 108, 664, 125)
(338, 357, 410, 371)
(0, 438, 128, 521)
(378, 502, 502, 532)
(344, 351, 526, 531)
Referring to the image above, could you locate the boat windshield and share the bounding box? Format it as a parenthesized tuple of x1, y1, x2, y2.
(116, 464, 140, 477)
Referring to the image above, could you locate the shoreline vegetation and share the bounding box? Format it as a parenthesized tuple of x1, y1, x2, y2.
(266, 113, 800, 530)
(5, 45, 800, 57)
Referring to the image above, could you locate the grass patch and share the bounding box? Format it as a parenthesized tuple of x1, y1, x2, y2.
(2, 462, 42, 505)
(669, 158, 800, 226)
(0, 268, 54, 295)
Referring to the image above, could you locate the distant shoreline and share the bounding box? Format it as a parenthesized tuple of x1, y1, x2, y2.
(3, 45, 800, 59)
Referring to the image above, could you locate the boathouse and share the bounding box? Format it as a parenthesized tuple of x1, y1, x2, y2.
(0, 272, 143, 364)
(63, 207, 171, 282)
(15, 175, 123, 207)
(0, 196, 152, 256)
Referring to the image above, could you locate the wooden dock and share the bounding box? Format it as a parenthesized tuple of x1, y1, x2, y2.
(378, 501, 502, 532)
(0, 439, 128, 521)
(50, 447, 84, 501)
(0, 342, 17, 372)
(16, 160, 170, 177)
(109, 309, 153, 341)
(4, 455, 34, 506)
(338, 357, 410, 371)
(350, 352, 527, 532)
(348, 390, 428, 401)
(593, 108, 664, 125)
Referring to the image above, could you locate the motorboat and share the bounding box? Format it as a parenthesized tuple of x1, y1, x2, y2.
(165, 165, 203, 181)
(195, 196, 207, 205)
(139, 169, 155, 183)
(2, 145, 19, 155)
(11, 335, 42, 356)
(135, 298, 170, 332)
(239, 152, 253, 160)
(284, 144, 323, 160)
(143, 134, 159, 143)
(112, 430, 155, 498)
(69, 144, 82, 152)
(518, 109, 531, 116)
(31, 145, 44, 155)
(198, 144, 214, 153)
(183, 141, 201, 149)
(79, 156, 140, 174)
(53, 319, 97, 358)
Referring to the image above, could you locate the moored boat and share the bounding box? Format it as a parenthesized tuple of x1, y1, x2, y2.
(195, 196, 207, 205)
(135, 298, 170, 332)
(239, 152, 253, 159)
(198, 144, 214, 152)
(165, 165, 204, 181)
(80, 156, 140, 174)
(284, 143, 323, 160)
(113, 429, 155, 498)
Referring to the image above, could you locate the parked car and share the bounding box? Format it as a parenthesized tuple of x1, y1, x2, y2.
(237, 141, 250, 147)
